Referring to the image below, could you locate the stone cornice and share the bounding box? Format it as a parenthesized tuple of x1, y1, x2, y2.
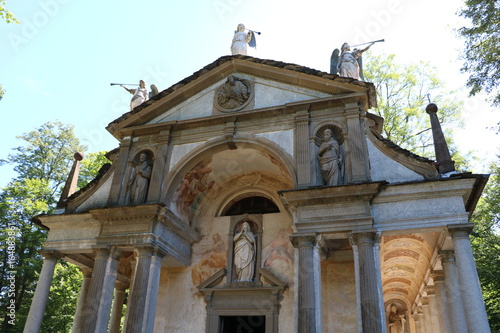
(111, 93, 368, 141)
(279, 181, 386, 207)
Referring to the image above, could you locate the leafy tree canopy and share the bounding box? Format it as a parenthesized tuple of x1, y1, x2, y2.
(0, 121, 90, 331)
(0, 1, 19, 24)
(77, 151, 110, 189)
(364, 53, 470, 170)
(471, 158, 500, 330)
(3, 121, 86, 204)
(458, 0, 500, 107)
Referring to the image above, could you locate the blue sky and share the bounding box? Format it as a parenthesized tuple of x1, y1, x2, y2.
(1, 0, 499, 188)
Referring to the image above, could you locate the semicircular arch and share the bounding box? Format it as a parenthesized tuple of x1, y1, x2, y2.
(162, 134, 296, 225)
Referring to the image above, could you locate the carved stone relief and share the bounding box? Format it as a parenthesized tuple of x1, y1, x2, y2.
(214, 75, 254, 112)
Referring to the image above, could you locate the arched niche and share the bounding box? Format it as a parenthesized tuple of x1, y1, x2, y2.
(125, 149, 155, 205)
(385, 300, 409, 333)
(164, 134, 295, 226)
(314, 124, 347, 186)
(227, 217, 262, 284)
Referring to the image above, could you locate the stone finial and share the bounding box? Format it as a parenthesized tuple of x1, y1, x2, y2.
(57, 152, 84, 208)
(425, 103, 456, 175)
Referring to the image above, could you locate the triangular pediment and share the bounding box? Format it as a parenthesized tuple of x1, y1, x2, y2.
(106, 55, 376, 139)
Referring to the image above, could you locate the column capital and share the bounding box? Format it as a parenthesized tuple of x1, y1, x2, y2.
(115, 281, 128, 292)
(424, 285, 436, 295)
(134, 245, 168, 259)
(447, 223, 474, 239)
(93, 247, 111, 259)
(81, 267, 93, 278)
(39, 250, 63, 261)
(350, 230, 378, 246)
(294, 109, 310, 123)
(290, 233, 318, 248)
(438, 250, 456, 263)
(430, 270, 445, 283)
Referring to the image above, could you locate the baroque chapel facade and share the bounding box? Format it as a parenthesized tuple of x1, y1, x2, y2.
(25, 55, 491, 333)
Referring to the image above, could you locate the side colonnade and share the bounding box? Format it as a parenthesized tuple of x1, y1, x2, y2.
(290, 224, 491, 333)
(23, 246, 166, 333)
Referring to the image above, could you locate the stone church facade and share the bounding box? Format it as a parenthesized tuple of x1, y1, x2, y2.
(24, 55, 491, 332)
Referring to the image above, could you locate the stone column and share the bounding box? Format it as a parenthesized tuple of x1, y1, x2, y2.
(439, 250, 467, 333)
(449, 225, 491, 333)
(351, 232, 384, 333)
(425, 286, 440, 333)
(108, 281, 128, 333)
(71, 267, 93, 333)
(122, 258, 137, 330)
(124, 247, 153, 333)
(412, 312, 421, 333)
(431, 271, 451, 333)
(144, 249, 166, 333)
(23, 251, 61, 333)
(80, 248, 121, 333)
(291, 235, 317, 333)
(416, 308, 424, 333)
(421, 297, 432, 333)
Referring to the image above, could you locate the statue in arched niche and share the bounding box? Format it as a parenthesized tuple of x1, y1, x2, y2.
(318, 128, 345, 186)
(388, 305, 406, 333)
(233, 221, 256, 282)
(128, 151, 153, 204)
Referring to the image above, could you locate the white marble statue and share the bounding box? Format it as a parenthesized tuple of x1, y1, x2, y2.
(231, 23, 252, 55)
(337, 42, 374, 80)
(122, 80, 149, 110)
(233, 222, 256, 281)
(388, 305, 406, 333)
(318, 129, 343, 186)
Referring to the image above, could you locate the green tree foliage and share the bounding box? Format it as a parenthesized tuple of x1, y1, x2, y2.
(7, 121, 86, 201)
(471, 159, 500, 331)
(0, 84, 5, 99)
(78, 151, 110, 189)
(41, 263, 83, 332)
(0, 122, 87, 331)
(458, 0, 500, 107)
(364, 53, 468, 168)
(0, 1, 19, 24)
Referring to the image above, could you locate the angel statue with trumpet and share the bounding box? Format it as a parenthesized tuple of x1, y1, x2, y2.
(231, 23, 260, 55)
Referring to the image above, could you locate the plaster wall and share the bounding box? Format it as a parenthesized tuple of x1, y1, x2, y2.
(149, 74, 329, 124)
(170, 142, 205, 170)
(256, 129, 294, 159)
(252, 76, 329, 109)
(321, 260, 358, 332)
(367, 140, 424, 184)
(154, 211, 296, 332)
(74, 171, 114, 213)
